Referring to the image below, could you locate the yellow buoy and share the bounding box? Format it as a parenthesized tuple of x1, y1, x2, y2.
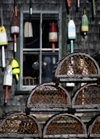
(11, 59, 20, 81)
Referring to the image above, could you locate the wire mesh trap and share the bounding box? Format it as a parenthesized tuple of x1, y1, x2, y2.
(43, 113, 87, 138)
(27, 82, 71, 111)
(88, 115, 100, 138)
(54, 52, 100, 83)
(72, 83, 100, 110)
(0, 112, 42, 138)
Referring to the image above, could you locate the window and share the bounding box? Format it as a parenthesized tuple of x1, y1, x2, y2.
(16, 10, 64, 93)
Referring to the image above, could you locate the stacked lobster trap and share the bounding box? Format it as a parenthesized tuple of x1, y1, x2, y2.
(0, 112, 42, 138)
(0, 52, 100, 138)
(54, 52, 100, 112)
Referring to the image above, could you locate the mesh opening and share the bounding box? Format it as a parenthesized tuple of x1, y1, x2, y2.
(59, 55, 97, 75)
(43, 113, 87, 138)
(0, 113, 40, 135)
(72, 84, 100, 108)
(27, 83, 71, 110)
(54, 53, 100, 81)
(91, 119, 100, 134)
(45, 115, 84, 135)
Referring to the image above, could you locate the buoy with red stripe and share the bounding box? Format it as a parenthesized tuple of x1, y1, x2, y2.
(11, 13, 19, 52)
(24, 22, 33, 38)
(49, 22, 58, 52)
(24, 0, 33, 38)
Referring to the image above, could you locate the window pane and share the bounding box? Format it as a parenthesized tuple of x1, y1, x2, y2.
(42, 54, 58, 83)
(23, 54, 39, 85)
(42, 14, 59, 49)
(23, 14, 40, 49)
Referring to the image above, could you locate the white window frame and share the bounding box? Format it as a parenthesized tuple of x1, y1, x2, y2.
(16, 10, 62, 93)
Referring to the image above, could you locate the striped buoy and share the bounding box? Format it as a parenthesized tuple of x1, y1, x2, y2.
(11, 13, 19, 34)
(49, 22, 57, 52)
(0, 26, 8, 68)
(49, 22, 57, 42)
(68, 19, 76, 53)
(0, 26, 8, 45)
(11, 13, 19, 52)
(24, 22, 33, 38)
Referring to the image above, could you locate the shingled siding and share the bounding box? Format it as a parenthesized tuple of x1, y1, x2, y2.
(0, 0, 100, 131)
(0, 0, 66, 115)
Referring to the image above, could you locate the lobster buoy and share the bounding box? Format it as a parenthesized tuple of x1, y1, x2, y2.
(11, 59, 20, 81)
(49, 22, 58, 52)
(11, 13, 19, 52)
(81, 8, 89, 36)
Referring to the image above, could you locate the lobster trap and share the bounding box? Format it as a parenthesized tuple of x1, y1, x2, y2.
(54, 52, 100, 83)
(43, 113, 87, 138)
(0, 112, 42, 138)
(27, 82, 71, 112)
(88, 115, 100, 138)
(72, 83, 100, 111)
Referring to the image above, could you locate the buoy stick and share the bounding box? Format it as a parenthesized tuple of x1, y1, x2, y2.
(71, 40, 73, 53)
(14, 0, 17, 16)
(16, 74, 19, 81)
(52, 43, 55, 53)
(2, 46, 5, 68)
(5, 86, 8, 103)
(30, 0, 32, 15)
(78, 0, 80, 7)
(67, 0, 71, 7)
(92, 0, 96, 16)
(14, 34, 16, 52)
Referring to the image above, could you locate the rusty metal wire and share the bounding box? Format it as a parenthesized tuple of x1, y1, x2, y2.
(89, 115, 100, 137)
(43, 113, 87, 138)
(0, 113, 40, 135)
(59, 55, 97, 75)
(54, 53, 100, 81)
(72, 83, 100, 108)
(27, 83, 71, 110)
(91, 119, 100, 134)
(46, 116, 83, 134)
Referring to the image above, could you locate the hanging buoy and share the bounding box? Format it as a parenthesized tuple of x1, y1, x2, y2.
(24, 0, 33, 38)
(3, 64, 12, 103)
(11, 13, 19, 52)
(81, 8, 89, 36)
(67, 20, 76, 87)
(68, 19, 76, 53)
(49, 22, 58, 52)
(24, 22, 33, 38)
(11, 59, 20, 81)
(0, 9, 8, 68)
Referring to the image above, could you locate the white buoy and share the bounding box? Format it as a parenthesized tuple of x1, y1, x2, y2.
(3, 64, 12, 103)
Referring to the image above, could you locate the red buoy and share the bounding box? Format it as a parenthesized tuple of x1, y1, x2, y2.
(11, 13, 19, 52)
(49, 22, 57, 52)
